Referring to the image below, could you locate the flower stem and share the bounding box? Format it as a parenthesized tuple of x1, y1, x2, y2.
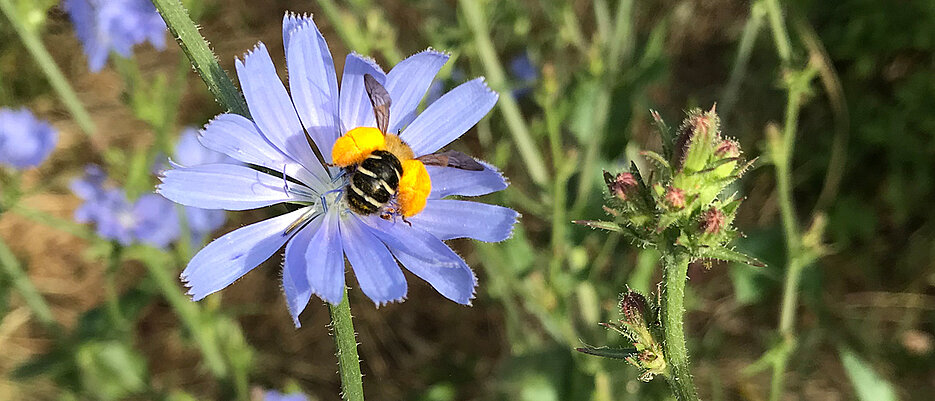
(329, 287, 365, 401)
(661, 250, 700, 401)
(150, 0, 249, 118)
(768, 65, 818, 401)
(459, 0, 549, 187)
(0, 237, 58, 330)
(0, 0, 96, 136)
(132, 249, 230, 380)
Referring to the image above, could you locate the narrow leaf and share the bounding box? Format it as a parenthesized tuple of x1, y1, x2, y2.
(699, 245, 765, 268)
(575, 346, 638, 360)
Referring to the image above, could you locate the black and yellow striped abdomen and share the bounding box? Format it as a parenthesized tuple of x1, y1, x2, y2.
(346, 150, 403, 215)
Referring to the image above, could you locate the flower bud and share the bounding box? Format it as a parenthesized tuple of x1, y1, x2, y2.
(699, 207, 726, 234)
(620, 289, 648, 328)
(612, 172, 637, 201)
(715, 139, 740, 158)
(664, 187, 686, 210)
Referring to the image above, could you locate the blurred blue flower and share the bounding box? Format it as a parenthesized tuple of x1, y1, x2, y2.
(264, 390, 309, 401)
(72, 164, 179, 248)
(0, 108, 57, 169)
(509, 52, 538, 98)
(158, 14, 517, 326)
(63, 0, 168, 72)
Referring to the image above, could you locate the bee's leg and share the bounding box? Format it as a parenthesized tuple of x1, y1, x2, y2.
(380, 213, 392, 220)
(401, 216, 412, 227)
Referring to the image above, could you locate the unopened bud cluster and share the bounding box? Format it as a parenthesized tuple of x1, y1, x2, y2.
(579, 106, 762, 267)
(578, 289, 668, 381)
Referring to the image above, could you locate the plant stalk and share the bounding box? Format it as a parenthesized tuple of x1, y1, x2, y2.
(768, 67, 817, 401)
(0, 0, 96, 135)
(150, 0, 249, 117)
(329, 287, 365, 401)
(459, 0, 549, 187)
(661, 250, 700, 401)
(0, 237, 58, 330)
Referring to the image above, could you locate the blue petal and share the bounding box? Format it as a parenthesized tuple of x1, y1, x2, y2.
(182, 207, 311, 300)
(408, 199, 518, 242)
(340, 214, 406, 305)
(282, 213, 325, 327)
(304, 209, 346, 305)
(197, 113, 322, 188)
(426, 161, 508, 199)
(235, 44, 327, 182)
(158, 164, 300, 210)
(285, 15, 342, 163)
(385, 50, 449, 133)
(400, 78, 499, 156)
(364, 218, 476, 305)
(339, 53, 385, 132)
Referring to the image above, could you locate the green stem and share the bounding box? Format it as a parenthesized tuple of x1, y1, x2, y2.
(0, 0, 96, 135)
(459, 0, 549, 187)
(134, 251, 229, 380)
(768, 67, 817, 401)
(104, 246, 129, 335)
(150, 0, 249, 117)
(721, 2, 766, 115)
(0, 237, 58, 330)
(329, 287, 365, 401)
(661, 250, 700, 401)
(763, 0, 793, 64)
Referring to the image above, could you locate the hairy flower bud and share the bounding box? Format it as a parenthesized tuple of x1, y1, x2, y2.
(664, 187, 686, 210)
(620, 289, 649, 327)
(715, 139, 740, 158)
(699, 207, 726, 234)
(613, 172, 637, 200)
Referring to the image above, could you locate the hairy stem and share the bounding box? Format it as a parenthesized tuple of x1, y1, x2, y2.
(0, 0, 96, 135)
(329, 287, 365, 401)
(662, 250, 700, 401)
(459, 0, 549, 187)
(150, 0, 249, 117)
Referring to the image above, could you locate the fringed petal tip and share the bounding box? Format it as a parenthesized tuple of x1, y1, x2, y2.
(236, 42, 270, 67)
(372, 294, 408, 309)
(348, 52, 385, 74)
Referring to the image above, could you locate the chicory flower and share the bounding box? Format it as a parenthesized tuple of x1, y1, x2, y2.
(63, 0, 167, 72)
(0, 108, 57, 169)
(158, 14, 517, 326)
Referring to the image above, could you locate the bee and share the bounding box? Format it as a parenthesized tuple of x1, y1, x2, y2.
(331, 74, 484, 220)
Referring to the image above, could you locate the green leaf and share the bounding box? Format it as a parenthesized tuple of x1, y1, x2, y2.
(839, 347, 900, 401)
(698, 245, 765, 267)
(575, 346, 638, 360)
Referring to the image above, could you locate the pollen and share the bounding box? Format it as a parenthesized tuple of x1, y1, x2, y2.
(332, 127, 386, 167)
(397, 159, 431, 217)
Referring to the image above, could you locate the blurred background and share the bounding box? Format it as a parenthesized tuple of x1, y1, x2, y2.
(0, 0, 933, 400)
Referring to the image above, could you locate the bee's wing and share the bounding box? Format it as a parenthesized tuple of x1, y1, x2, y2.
(364, 73, 391, 134)
(417, 151, 485, 171)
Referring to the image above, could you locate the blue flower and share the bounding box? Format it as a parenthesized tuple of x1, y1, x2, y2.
(157, 14, 518, 326)
(63, 0, 167, 72)
(72, 165, 180, 248)
(0, 108, 57, 169)
(263, 390, 309, 401)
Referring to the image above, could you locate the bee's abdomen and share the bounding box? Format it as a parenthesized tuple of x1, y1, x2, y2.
(346, 150, 403, 215)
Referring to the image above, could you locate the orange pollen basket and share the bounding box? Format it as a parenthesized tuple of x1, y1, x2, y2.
(397, 160, 431, 217)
